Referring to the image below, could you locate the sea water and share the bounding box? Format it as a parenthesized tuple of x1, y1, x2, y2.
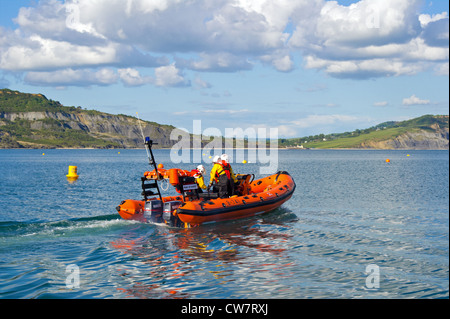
(0, 149, 448, 299)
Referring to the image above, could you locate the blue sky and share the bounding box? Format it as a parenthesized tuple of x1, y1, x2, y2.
(0, 0, 448, 138)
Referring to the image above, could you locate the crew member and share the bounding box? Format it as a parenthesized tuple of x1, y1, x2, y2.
(208, 155, 221, 192)
(220, 154, 237, 182)
(191, 165, 207, 192)
(209, 154, 237, 198)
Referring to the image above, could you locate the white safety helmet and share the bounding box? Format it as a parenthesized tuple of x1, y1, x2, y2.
(197, 164, 205, 175)
(213, 155, 220, 163)
(221, 154, 229, 163)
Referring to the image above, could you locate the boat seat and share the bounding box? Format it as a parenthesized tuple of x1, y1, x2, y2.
(176, 176, 201, 201)
(236, 174, 254, 196)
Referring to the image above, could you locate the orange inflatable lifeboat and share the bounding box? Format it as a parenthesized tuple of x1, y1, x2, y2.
(116, 171, 295, 228)
(115, 136, 295, 228)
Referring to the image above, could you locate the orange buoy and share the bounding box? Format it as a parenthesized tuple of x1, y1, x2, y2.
(158, 163, 164, 169)
(385, 159, 390, 163)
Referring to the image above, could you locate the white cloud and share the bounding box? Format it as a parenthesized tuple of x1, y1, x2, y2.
(154, 64, 189, 87)
(288, 114, 359, 128)
(266, 54, 294, 72)
(419, 13, 449, 47)
(374, 101, 388, 107)
(0, 34, 119, 71)
(419, 12, 448, 27)
(193, 76, 212, 89)
(290, 0, 423, 49)
(276, 125, 299, 138)
(24, 68, 118, 86)
(0, 0, 448, 86)
(181, 52, 253, 72)
(402, 94, 431, 105)
(291, 0, 449, 78)
(118, 68, 152, 86)
(14, 2, 66, 36)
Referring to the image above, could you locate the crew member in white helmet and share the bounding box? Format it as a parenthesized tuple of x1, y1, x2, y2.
(209, 154, 236, 198)
(192, 164, 207, 192)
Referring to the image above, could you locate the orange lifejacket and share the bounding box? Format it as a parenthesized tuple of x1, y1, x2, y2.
(190, 169, 206, 190)
(216, 161, 231, 179)
(190, 169, 200, 178)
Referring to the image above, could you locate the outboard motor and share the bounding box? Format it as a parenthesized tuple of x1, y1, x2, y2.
(144, 200, 163, 223)
(163, 201, 183, 227)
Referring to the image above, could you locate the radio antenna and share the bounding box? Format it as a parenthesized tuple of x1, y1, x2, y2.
(136, 112, 150, 159)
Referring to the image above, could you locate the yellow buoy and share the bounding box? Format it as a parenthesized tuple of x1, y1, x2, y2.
(242, 160, 247, 164)
(66, 166, 79, 180)
(42, 153, 45, 156)
(406, 154, 410, 157)
(385, 159, 390, 163)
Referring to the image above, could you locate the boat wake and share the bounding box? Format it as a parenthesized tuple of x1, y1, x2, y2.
(0, 214, 131, 242)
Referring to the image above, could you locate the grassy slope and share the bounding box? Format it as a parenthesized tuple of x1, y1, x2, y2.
(304, 127, 414, 148)
(282, 115, 448, 149)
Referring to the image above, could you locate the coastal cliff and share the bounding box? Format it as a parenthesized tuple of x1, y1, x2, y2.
(0, 89, 176, 148)
(359, 123, 449, 150)
(0, 110, 175, 148)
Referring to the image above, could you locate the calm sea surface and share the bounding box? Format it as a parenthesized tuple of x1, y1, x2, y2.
(0, 149, 448, 299)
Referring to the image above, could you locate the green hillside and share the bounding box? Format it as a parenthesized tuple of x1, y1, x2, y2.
(279, 115, 449, 149)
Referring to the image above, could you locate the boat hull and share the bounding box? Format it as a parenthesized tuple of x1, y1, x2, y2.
(177, 190, 294, 225)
